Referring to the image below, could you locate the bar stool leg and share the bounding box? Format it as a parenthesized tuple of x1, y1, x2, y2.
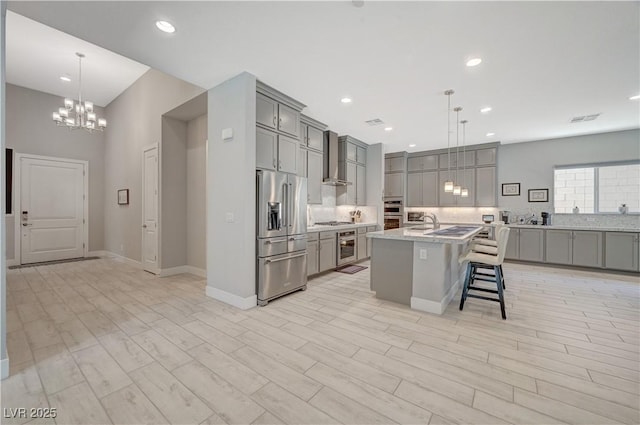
(500, 264, 506, 289)
(459, 263, 472, 311)
(495, 265, 506, 319)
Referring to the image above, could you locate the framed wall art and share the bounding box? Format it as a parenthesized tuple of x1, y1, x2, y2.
(118, 189, 129, 205)
(528, 188, 549, 203)
(501, 183, 520, 196)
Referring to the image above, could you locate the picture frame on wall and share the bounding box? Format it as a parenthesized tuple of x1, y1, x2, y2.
(117, 189, 129, 205)
(501, 183, 520, 196)
(528, 188, 549, 203)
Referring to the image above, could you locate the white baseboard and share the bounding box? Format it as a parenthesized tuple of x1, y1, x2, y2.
(411, 280, 460, 315)
(160, 265, 206, 278)
(101, 251, 143, 269)
(206, 286, 256, 310)
(1, 356, 9, 380)
(88, 250, 108, 257)
(6, 258, 18, 267)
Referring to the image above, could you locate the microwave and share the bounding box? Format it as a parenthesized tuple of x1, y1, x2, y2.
(407, 212, 425, 223)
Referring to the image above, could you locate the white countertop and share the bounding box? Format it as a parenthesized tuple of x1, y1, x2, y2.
(368, 225, 483, 244)
(404, 221, 640, 233)
(307, 222, 378, 232)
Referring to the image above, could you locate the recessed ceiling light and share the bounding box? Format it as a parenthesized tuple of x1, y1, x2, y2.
(59, 75, 71, 82)
(480, 106, 492, 113)
(155, 20, 176, 33)
(384, 127, 393, 132)
(630, 94, 640, 101)
(409, 144, 416, 148)
(466, 57, 482, 67)
(341, 97, 352, 104)
(486, 132, 495, 137)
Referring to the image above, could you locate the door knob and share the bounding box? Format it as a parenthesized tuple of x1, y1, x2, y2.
(22, 223, 32, 227)
(142, 224, 147, 228)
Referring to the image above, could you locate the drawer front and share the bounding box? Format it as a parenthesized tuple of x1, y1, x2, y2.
(257, 237, 288, 257)
(320, 231, 337, 240)
(357, 227, 366, 234)
(307, 232, 319, 241)
(367, 226, 378, 232)
(288, 235, 307, 253)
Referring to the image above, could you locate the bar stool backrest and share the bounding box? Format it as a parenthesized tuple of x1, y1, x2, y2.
(495, 226, 511, 264)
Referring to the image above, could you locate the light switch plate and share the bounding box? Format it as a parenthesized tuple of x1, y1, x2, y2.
(222, 128, 233, 141)
(225, 212, 234, 223)
(419, 249, 427, 260)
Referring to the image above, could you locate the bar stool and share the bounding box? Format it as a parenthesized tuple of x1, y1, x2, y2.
(458, 226, 510, 319)
(469, 223, 506, 289)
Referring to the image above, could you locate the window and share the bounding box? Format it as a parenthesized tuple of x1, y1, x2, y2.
(554, 162, 640, 214)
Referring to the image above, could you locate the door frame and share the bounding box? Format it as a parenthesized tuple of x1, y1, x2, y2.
(14, 153, 89, 265)
(142, 143, 161, 274)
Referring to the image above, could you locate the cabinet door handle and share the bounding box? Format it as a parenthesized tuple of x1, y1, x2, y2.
(273, 116, 276, 126)
(273, 159, 276, 168)
(278, 160, 282, 169)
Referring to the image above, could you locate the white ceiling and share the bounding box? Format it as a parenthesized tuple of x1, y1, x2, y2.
(6, 11, 149, 107)
(6, 1, 640, 153)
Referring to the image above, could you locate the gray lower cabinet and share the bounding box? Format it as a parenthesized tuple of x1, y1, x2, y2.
(357, 233, 367, 260)
(605, 232, 639, 271)
(572, 231, 603, 268)
(319, 234, 337, 273)
(307, 239, 319, 275)
(476, 166, 496, 207)
(545, 230, 573, 265)
(545, 230, 603, 267)
(505, 228, 544, 262)
(366, 225, 377, 257)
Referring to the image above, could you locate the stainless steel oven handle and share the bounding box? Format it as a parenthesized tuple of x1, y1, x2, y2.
(264, 239, 287, 245)
(265, 252, 307, 264)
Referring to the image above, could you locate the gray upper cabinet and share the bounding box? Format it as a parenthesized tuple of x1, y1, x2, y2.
(408, 154, 438, 172)
(356, 146, 367, 165)
(297, 148, 307, 178)
(277, 103, 300, 137)
(385, 156, 406, 173)
(407, 173, 422, 207)
(439, 151, 475, 169)
(407, 171, 438, 207)
(605, 232, 639, 271)
(456, 168, 475, 207)
(307, 126, 324, 151)
(307, 150, 323, 204)
(476, 166, 497, 207)
(256, 127, 278, 170)
(277, 134, 298, 174)
(356, 164, 366, 205)
(385, 173, 404, 198)
(476, 148, 497, 166)
(438, 171, 456, 207)
(256, 127, 297, 174)
(256, 93, 278, 130)
(346, 143, 357, 162)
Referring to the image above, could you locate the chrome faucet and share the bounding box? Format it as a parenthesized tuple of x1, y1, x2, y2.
(423, 213, 440, 229)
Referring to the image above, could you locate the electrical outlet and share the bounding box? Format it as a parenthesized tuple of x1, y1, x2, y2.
(225, 212, 235, 223)
(419, 249, 427, 260)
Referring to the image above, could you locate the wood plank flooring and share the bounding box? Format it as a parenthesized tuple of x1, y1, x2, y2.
(2, 258, 639, 424)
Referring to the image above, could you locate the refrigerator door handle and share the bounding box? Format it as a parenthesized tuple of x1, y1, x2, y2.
(265, 252, 307, 264)
(289, 182, 293, 228)
(282, 182, 288, 228)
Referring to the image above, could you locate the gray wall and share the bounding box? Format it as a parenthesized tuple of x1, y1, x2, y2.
(498, 129, 640, 212)
(160, 116, 187, 269)
(187, 114, 207, 270)
(5, 84, 106, 258)
(103, 69, 203, 262)
(207, 72, 257, 303)
(1, 1, 7, 378)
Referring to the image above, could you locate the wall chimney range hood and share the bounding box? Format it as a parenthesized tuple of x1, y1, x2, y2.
(323, 131, 351, 186)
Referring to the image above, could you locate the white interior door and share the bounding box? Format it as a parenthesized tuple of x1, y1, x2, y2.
(19, 156, 86, 264)
(142, 146, 159, 273)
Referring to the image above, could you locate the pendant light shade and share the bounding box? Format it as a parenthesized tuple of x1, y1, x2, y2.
(443, 89, 454, 192)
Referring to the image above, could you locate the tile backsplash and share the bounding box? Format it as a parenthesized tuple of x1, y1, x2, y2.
(308, 185, 379, 225)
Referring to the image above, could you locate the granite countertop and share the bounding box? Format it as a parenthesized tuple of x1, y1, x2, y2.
(368, 225, 483, 244)
(505, 224, 640, 232)
(307, 222, 378, 232)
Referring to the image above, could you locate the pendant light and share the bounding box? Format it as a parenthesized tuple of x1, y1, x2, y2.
(452, 106, 462, 196)
(443, 90, 454, 192)
(460, 119, 469, 198)
(52, 52, 107, 132)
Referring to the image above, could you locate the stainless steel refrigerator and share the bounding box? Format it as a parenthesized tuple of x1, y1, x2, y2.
(256, 170, 308, 306)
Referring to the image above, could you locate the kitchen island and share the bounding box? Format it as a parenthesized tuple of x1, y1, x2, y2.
(367, 225, 483, 314)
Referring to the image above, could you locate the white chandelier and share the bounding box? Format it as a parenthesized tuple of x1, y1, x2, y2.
(52, 52, 106, 132)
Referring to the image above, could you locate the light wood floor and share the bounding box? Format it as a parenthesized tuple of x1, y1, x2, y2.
(3, 258, 639, 425)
